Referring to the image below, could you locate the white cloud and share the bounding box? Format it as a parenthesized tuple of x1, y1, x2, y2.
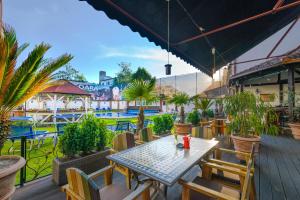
(97, 45, 204, 78)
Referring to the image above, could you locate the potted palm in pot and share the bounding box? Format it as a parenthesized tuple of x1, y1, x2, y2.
(224, 91, 278, 157)
(169, 92, 191, 135)
(0, 27, 72, 199)
(123, 79, 156, 134)
(195, 97, 213, 122)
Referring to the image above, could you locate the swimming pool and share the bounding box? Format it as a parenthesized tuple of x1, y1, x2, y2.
(95, 112, 159, 118)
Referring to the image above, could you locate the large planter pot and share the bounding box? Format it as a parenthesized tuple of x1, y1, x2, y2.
(52, 149, 111, 186)
(174, 123, 192, 135)
(0, 155, 26, 200)
(288, 123, 300, 139)
(231, 135, 260, 160)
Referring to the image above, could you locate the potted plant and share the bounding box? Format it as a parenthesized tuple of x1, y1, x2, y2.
(195, 98, 213, 122)
(187, 109, 201, 137)
(0, 27, 72, 199)
(169, 92, 191, 135)
(123, 79, 156, 134)
(52, 115, 110, 185)
(224, 92, 278, 157)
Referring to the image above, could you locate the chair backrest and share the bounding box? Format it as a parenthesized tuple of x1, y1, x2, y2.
(139, 127, 153, 142)
(56, 123, 67, 135)
(10, 126, 33, 138)
(112, 132, 135, 152)
(241, 158, 253, 200)
(143, 119, 149, 128)
(66, 168, 100, 200)
(115, 121, 130, 132)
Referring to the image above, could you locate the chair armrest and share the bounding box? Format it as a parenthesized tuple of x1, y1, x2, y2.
(207, 159, 247, 170)
(178, 179, 237, 200)
(61, 185, 85, 200)
(216, 148, 250, 160)
(135, 140, 145, 145)
(88, 165, 114, 180)
(123, 181, 152, 200)
(203, 162, 247, 177)
(206, 159, 255, 173)
(110, 149, 117, 154)
(152, 135, 161, 139)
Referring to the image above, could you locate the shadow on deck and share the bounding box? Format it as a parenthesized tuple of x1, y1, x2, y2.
(13, 135, 300, 200)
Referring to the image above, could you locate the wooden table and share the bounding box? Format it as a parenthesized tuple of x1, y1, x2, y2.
(107, 135, 218, 198)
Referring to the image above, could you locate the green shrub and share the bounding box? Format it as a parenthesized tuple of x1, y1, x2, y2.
(161, 114, 174, 131)
(58, 115, 109, 157)
(95, 119, 108, 150)
(204, 109, 214, 118)
(58, 123, 80, 158)
(153, 116, 164, 135)
(153, 114, 174, 135)
(187, 110, 200, 126)
(79, 115, 98, 154)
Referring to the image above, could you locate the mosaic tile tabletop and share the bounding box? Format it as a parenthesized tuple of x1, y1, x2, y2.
(107, 135, 218, 186)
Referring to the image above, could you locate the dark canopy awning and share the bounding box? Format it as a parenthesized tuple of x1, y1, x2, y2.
(81, 0, 300, 76)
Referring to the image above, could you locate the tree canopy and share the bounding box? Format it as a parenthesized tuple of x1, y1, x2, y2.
(53, 64, 87, 82)
(113, 62, 132, 89)
(131, 67, 153, 81)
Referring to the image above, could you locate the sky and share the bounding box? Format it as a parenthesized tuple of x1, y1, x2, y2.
(3, 0, 210, 83)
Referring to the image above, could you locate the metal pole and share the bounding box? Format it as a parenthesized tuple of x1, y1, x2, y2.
(20, 136, 27, 187)
(288, 66, 295, 121)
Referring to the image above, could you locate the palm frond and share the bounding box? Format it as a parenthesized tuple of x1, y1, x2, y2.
(0, 28, 18, 103)
(3, 43, 50, 104)
(123, 79, 156, 102)
(168, 92, 190, 106)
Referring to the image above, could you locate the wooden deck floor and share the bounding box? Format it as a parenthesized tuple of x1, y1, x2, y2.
(13, 135, 300, 200)
(255, 135, 300, 200)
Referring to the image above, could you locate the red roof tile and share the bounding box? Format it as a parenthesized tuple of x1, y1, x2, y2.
(41, 80, 90, 96)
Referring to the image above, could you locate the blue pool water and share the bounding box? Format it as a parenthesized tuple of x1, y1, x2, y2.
(95, 111, 159, 118)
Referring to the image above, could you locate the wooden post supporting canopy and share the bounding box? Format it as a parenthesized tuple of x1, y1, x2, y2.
(288, 66, 295, 121)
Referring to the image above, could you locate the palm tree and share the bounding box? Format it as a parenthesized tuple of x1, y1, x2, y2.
(123, 79, 156, 132)
(195, 98, 213, 119)
(0, 27, 73, 150)
(169, 92, 190, 123)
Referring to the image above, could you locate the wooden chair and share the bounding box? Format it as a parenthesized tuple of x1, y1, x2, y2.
(111, 132, 135, 190)
(62, 166, 152, 200)
(135, 127, 160, 145)
(201, 144, 256, 198)
(179, 158, 254, 200)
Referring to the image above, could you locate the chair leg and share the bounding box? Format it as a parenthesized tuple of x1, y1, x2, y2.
(126, 169, 131, 190)
(182, 186, 190, 200)
(250, 176, 256, 200)
(202, 164, 212, 180)
(141, 187, 151, 200)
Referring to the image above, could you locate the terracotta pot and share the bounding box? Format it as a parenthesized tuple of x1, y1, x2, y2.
(288, 123, 300, 139)
(174, 123, 192, 135)
(52, 149, 110, 186)
(0, 155, 26, 200)
(231, 135, 260, 160)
